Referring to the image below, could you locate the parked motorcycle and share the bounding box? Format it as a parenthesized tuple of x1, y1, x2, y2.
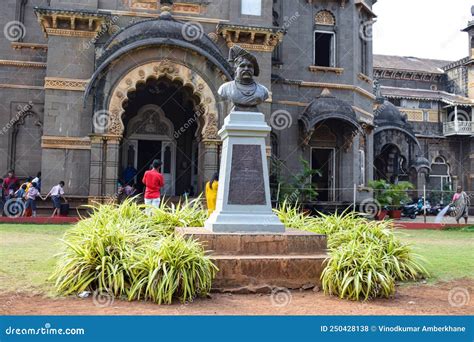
(401, 203, 418, 219)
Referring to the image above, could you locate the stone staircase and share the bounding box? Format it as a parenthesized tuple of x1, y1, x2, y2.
(177, 228, 328, 292)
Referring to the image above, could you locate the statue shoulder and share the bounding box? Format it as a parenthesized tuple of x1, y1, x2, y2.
(257, 83, 269, 100)
(218, 81, 235, 97)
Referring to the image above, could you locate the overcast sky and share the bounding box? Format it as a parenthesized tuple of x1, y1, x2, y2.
(373, 0, 473, 62)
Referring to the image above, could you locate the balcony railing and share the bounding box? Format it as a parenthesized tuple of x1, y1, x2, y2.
(443, 121, 474, 136)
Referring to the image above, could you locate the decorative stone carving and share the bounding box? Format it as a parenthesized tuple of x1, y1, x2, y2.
(128, 107, 172, 136)
(202, 112, 218, 140)
(41, 136, 91, 150)
(107, 59, 219, 139)
(315, 10, 336, 26)
(44, 77, 89, 91)
(35, 7, 110, 38)
(217, 23, 285, 52)
(0, 59, 46, 69)
(207, 32, 218, 43)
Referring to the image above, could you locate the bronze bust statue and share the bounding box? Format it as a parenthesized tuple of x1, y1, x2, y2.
(218, 45, 269, 109)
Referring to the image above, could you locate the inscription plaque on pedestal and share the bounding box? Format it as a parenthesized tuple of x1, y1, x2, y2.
(228, 144, 266, 205)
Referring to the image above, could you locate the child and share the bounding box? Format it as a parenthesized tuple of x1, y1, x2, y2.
(32, 171, 41, 192)
(6, 184, 16, 200)
(15, 184, 27, 199)
(44, 181, 67, 217)
(23, 182, 42, 217)
(21, 177, 33, 194)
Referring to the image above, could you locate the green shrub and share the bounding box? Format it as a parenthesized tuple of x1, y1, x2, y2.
(322, 241, 395, 300)
(274, 203, 429, 300)
(151, 196, 207, 230)
(51, 198, 216, 304)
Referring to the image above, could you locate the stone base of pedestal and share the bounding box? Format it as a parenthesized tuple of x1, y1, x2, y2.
(177, 227, 327, 291)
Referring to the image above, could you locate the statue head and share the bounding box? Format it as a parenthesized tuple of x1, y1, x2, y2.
(235, 56, 255, 82)
(228, 45, 260, 83)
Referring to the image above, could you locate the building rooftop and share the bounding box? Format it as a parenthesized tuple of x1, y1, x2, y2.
(374, 54, 453, 74)
(380, 86, 474, 106)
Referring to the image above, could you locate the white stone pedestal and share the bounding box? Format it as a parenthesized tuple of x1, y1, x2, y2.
(205, 111, 285, 233)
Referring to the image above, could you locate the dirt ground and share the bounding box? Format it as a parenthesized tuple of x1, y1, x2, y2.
(1, 279, 472, 316)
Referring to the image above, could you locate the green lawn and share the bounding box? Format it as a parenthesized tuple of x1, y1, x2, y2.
(0, 224, 68, 293)
(0, 224, 472, 294)
(395, 229, 474, 282)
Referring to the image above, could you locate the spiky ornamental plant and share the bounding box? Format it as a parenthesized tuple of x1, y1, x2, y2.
(274, 203, 429, 300)
(51, 197, 216, 304)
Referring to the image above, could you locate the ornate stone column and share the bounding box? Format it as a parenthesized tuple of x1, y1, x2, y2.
(198, 139, 220, 194)
(88, 134, 121, 203)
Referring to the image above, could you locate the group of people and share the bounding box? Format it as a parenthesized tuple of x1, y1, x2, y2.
(140, 160, 219, 215)
(0, 170, 67, 217)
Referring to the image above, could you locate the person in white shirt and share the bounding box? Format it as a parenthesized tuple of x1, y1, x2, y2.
(44, 181, 67, 217)
(32, 171, 41, 192)
(23, 182, 43, 217)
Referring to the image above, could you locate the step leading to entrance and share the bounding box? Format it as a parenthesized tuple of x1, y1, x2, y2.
(176, 227, 328, 291)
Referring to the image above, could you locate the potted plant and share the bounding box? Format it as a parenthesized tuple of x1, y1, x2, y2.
(385, 181, 414, 219)
(276, 158, 321, 211)
(367, 180, 390, 220)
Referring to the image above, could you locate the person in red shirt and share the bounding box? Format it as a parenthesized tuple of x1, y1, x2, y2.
(3, 170, 18, 196)
(142, 159, 164, 213)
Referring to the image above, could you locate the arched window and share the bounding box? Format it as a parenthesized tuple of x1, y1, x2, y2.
(314, 10, 336, 67)
(430, 156, 451, 191)
(10, 111, 43, 178)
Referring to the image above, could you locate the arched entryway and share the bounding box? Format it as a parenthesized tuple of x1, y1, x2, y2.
(374, 143, 409, 183)
(120, 77, 202, 196)
(299, 89, 367, 202)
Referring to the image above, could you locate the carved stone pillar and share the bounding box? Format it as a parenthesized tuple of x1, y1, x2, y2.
(104, 136, 121, 197)
(88, 135, 105, 202)
(198, 139, 220, 194)
(88, 134, 121, 202)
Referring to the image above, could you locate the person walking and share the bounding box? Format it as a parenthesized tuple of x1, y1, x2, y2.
(451, 186, 470, 224)
(205, 172, 219, 215)
(23, 182, 42, 217)
(44, 181, 67, 217)
(142, 159, 164, 213)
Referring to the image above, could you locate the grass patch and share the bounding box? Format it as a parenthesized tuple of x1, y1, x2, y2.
(396, 229, 474, 282)
(0, 224, 69, 293)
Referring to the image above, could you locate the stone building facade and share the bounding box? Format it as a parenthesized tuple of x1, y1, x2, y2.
(0, 0, 472, 205)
